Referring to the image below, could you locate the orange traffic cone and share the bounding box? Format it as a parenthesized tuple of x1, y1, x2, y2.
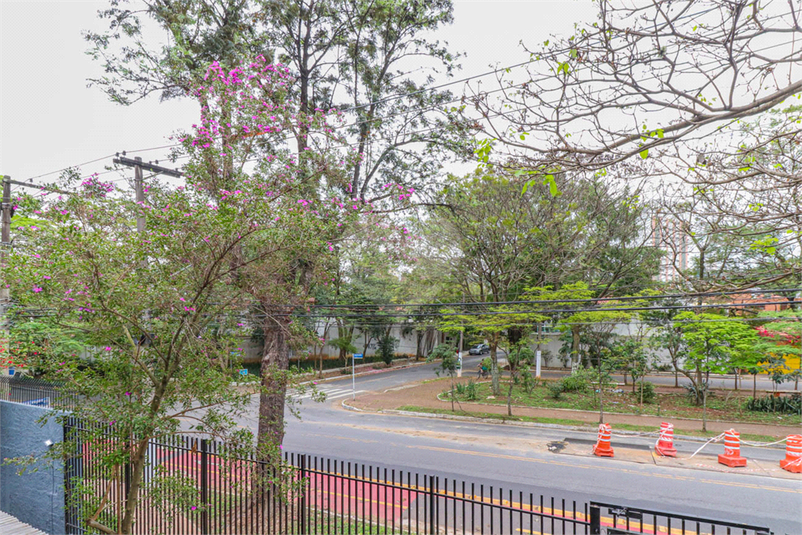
(718, 429, 747, 467)
(655, 422, 677, 457)
(780, 435, 802, 474)
(592, 423, 614, 457)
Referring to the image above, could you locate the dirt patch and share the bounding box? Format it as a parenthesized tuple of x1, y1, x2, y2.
(346, 377, 802, 439)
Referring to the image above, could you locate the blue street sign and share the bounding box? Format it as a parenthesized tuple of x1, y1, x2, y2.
(23, 397, 50, 407)
(353, 353, 364, 359)
(239, 369, 248, 376)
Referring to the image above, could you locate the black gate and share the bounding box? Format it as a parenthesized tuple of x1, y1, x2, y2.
(589, 502, 773, 535)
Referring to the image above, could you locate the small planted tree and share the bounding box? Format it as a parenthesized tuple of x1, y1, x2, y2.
(675, 312, 761, 431)
(377, 334, 399, 367)
(428, 343, 460, 412)
(506, 344, 535, 416)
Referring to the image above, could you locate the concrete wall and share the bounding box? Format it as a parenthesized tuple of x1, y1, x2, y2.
(239, 320, 677, 368)
(0, 400, 65, 535)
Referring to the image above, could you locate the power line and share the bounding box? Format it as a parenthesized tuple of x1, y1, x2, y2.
(259, 288, 802, 310)
(261, 300, 798, 319)
(12, 5, 798, 189)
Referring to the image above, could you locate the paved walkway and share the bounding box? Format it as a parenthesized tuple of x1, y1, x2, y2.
(0, 511, 48, 535)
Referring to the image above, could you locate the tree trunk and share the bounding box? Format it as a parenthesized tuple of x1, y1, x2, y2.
(490, 343, 500, 396)
(702, 385, 708, 432)
(119, 438, 149, 535)
(450, 375, 455, 412)
(507, 375, 514, 416)
(535, 323, 543, 377)
(257, 315, 291, 455)
(639, 380, 644, 410)
(598, 366, 605, 424)
(415, 331, 423, 360)
(571, 327, 580, 370)
(695, 365, 703, 406)
(753, 373, 757, 399)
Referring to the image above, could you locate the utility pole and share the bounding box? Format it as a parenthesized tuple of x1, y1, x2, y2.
(457, 328, 463, 378)
(1, 176, 12, 307)
(112, 154, 182, 236)
(1, 176, 12, 371)
(134, 157, 145, 234)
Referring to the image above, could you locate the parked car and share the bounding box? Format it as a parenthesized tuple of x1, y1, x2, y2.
(468, 344, 490, 355)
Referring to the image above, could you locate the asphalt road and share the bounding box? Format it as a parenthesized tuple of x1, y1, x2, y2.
(231, 358, 802, 534)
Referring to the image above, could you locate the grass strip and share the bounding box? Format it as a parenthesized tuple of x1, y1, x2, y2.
(397, 406, 786, 442)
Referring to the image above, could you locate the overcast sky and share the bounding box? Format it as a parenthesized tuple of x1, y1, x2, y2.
(0, 0, 595, 190)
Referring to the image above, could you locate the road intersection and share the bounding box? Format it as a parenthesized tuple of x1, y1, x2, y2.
(228, 359, 802, 534)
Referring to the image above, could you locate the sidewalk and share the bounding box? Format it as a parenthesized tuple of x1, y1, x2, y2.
(0, 511, 47, 535)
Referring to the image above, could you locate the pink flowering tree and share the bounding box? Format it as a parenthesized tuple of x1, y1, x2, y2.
(5, 166, 268, 533)
(4, 57, 412, 532)
(175, 57, 413, 458)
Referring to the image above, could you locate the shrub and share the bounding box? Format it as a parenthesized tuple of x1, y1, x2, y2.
(547, 381, 564, 399)
(428, 343, 456, 362)
(745, 394, 801, 414)
(682, 381, 714, 402)
(634, 381, 656, 403)
(465, 379, 479, 401)
(377, 334, 398, 366)
(561, 368, 593, 393)
(454, 382, 467, 396)
(517, 366, 538, 394)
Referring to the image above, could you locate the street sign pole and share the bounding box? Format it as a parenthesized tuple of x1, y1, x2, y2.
(351, 353, 363, 400)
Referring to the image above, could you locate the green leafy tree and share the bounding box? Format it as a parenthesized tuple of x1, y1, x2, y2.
(426, 170, 656, 395)
(5, 170, 258, 534)
(675, 312, 761, 430)
(757, 309, 802, 391)
(643, 300, 688, 388)
(86, 0, 467, 454)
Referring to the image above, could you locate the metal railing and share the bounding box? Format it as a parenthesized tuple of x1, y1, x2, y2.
(0, 379, 777, 535)
(589, 502, 772, 535)
(60, 420, 776, 535)
(63, 423, 590, 535)
(0, 375, 78, 409)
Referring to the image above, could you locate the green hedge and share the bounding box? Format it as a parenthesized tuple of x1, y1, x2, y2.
(238, 354, 411, 376)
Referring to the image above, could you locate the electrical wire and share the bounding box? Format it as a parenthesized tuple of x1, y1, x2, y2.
(12, 4, 799, 188)
(269, 288, 802, 310)
(239, 299, 799, 319)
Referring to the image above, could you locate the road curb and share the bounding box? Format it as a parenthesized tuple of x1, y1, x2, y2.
(342, 403, 788, 449)
(433, 393, 799, 432)
(299, 359, 431, 386)
(233, 359, 432, 390)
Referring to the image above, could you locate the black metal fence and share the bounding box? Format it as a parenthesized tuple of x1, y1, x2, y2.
(0, 374, 78, 409)
(0, 378, 775, 535)
(61, 423, 775, 535)
(589, 502, 773, 535)
(63, 421, 591, 535)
